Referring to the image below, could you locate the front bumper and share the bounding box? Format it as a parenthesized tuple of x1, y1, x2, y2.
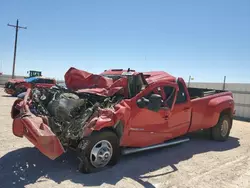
(12, 89, 65, 160)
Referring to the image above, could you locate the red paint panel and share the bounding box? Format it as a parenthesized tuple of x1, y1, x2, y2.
(65, 67, 113, 90)
(189, 92, 234, 132)
(13, 116, 65, 160)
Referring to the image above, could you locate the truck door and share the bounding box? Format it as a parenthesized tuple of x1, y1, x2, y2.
(127, 82, 178, 147)
(167, 78, 191, 138)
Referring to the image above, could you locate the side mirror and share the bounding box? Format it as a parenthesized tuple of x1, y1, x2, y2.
(147, 94, 162, 112)
(136, 97, 149, 108)
(136, 94, 163, 112)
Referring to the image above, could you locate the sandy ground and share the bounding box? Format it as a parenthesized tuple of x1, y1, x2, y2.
(0, 87, 250, 188)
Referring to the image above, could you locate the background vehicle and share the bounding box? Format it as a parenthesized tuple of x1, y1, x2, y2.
(5, 77, 56, 96)
(11, 67, 235, 173)
(4, 78, 26, 96)
(25, 70, 42, 78)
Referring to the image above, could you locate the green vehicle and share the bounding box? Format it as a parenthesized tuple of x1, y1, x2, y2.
(24, 70, 42, 78)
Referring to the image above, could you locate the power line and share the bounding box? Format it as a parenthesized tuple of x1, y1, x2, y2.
(7, 19, 27, 79)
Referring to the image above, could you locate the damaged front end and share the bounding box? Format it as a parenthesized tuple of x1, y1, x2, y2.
(4, 79, 26, 95)
(11, 84, 124, 159)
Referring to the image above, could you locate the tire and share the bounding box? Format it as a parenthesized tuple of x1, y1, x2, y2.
(12, 90, 20, 97)
(12, 88, 26, 97)
(77, 131, 120, 173)
(211, 114, 232, 141)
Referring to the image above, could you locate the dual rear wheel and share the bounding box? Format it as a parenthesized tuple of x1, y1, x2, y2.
(211, 114, 232, 141)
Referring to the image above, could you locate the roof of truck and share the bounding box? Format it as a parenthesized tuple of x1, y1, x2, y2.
(100, 69, 137, 75)
(25, 76, 55, 83)
(143, 71, 176, 83)
(100, 69, 176, 83)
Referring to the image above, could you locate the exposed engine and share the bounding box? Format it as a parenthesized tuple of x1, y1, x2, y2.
(29, 85, 123, 146)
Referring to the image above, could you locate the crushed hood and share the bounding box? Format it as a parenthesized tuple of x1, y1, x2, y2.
(65, 67, 128, 97)
(65, 67, 114, 90)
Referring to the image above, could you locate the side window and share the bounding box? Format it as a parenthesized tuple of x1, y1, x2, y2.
(44, 79, 54, 84)
(176, 81, 187, 104)
(37, 79, 44, 84)
(144, 87, 162, 99)
(129, 74, 147, 98)
(31, 79, 39, 84)
(162, 86, 175, 108)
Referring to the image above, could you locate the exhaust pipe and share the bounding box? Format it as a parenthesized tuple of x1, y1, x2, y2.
(121, 138, 190, 155)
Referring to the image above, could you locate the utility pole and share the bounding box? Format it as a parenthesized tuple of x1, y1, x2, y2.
(187, 75, 194, 87)
(7, 19, 27, 79)
(0, 62, 2, 75)
(223, 76, 226, 90)
(188, 76, 191, 87)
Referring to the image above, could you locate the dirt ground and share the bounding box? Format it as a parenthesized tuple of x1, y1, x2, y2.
(0, 88, 250, 188)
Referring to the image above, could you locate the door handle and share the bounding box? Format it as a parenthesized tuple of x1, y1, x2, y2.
(164, 116, 169, 120)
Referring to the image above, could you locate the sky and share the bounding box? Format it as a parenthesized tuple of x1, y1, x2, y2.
(0, 0, 250, 82)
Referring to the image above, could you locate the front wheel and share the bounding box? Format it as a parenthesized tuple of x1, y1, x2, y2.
(77, 131, 120, 173)
(211, 114, 232, 141)
(12, 87, 26, 97)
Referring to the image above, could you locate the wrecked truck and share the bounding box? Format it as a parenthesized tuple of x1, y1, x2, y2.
(4, 78, 26, 96)
(11, 67, 235, 173)
(5, 77, 56, 97)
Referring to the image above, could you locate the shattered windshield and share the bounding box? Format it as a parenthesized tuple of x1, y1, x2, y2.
(100, 74, 125, 81)
(89, 73, 148, 98)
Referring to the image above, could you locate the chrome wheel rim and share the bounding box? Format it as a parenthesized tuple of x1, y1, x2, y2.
(221, 120, 229, 137)
(90, 140, 113, 168)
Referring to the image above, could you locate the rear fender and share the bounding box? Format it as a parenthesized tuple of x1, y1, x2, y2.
(208, 95, 234, 127)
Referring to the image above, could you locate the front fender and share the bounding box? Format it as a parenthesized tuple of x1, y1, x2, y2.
(82, 100, 131, 142)
(81, 109, 116, 137)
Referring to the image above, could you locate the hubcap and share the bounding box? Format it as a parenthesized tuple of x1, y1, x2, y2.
(90, 140, 113, 168)
(221, 120, 229, 137)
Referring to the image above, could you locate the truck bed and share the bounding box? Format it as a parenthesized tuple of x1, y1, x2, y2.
(187, 87, 227, 100)
(187, 87, 234, 133)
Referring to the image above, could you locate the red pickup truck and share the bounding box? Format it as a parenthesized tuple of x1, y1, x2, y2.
(5, 77, 56, 96)
(4, 78, 26, 96)
(11, 67, 235, 173)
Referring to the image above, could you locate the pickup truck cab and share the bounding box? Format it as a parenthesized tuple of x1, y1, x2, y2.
(11, 67, 235, 173)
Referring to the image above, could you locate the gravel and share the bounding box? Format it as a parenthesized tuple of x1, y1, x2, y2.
(0, 88, 250, 188)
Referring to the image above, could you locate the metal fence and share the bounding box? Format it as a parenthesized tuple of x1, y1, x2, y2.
(189, 82, 250, 121)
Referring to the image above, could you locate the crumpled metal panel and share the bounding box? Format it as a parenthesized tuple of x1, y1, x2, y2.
(64, 67, 114, 90)
(13, 115, 65, 160)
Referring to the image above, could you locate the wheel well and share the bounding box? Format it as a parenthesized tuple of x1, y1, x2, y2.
(95, 121, 124, 140)
(220, 108, 233, 118)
